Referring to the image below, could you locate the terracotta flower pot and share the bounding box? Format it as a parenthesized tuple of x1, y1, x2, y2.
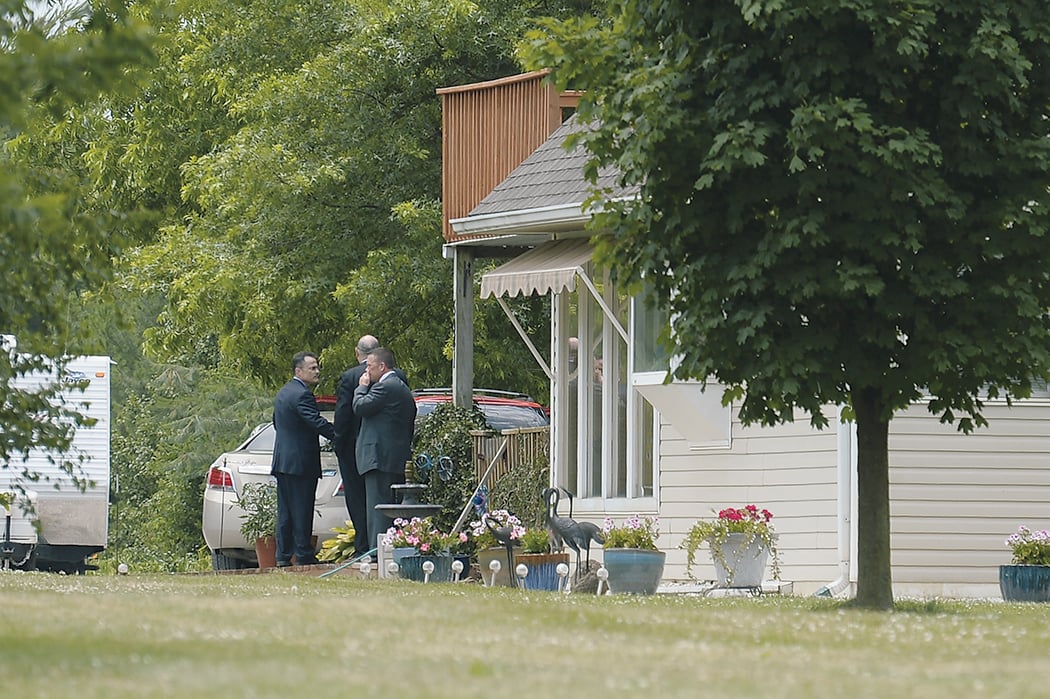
(255, 536, 277, 569)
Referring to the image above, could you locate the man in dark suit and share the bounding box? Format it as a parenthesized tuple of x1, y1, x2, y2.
(352, 346, 417, 551)
(271, 351, 335, 567)
(333, 335, 409, 556)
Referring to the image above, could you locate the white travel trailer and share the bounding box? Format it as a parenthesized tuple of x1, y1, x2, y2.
(1, 346, 111, 573)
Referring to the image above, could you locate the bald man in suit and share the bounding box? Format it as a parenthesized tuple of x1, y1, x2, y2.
(352, 347, 416, 551)
(334, 335, 407, 556)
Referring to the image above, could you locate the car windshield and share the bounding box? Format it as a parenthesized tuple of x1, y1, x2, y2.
(479, 404, 548, 430)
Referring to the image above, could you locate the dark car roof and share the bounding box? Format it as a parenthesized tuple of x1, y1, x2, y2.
(413, 389, 549, 431)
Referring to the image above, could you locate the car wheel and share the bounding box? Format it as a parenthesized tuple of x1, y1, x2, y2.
(211, 550, 250, 571)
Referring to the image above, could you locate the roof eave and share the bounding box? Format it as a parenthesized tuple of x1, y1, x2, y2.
(449, 202, 590, 238)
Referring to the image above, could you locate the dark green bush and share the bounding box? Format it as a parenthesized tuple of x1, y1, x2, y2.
(411, 402, 487, 533)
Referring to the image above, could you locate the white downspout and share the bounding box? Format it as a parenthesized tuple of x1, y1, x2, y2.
(814, 415, 854, 597)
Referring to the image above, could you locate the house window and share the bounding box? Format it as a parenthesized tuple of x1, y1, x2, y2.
(553, 272, 659, 507)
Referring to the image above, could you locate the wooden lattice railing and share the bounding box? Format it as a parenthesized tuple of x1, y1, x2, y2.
(470, 426, 550, 488)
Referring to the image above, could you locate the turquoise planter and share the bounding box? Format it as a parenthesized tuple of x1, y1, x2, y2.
(602, 548, 665, 595)
(398, 554, 454, 583)
(1000, 564, 1050, 602)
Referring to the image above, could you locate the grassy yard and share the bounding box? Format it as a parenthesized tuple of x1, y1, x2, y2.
(1, 571, 1047, 698)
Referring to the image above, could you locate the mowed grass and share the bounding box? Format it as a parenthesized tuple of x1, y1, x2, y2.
(1, 571, 1048, 698)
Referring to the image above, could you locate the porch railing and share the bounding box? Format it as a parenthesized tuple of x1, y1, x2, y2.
(470, 426, 549, 488)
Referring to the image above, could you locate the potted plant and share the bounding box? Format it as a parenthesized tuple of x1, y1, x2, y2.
(1001, 525, 1050, 602)
(469, 509, 525, 587)
(238, 481, 278, 568)
(601, 514, 665, 594)
(513, 527, 569, 591)
(381, 516, 464, 582)
(682, 504, 781, 587)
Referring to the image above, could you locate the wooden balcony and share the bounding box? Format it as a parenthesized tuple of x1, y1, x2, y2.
(437, 71, 580, 243)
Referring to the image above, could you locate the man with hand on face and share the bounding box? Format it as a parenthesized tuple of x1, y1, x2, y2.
(271, 351, 335, 567)
(334, 335, 407, 557)
(352, 347, 416, 551)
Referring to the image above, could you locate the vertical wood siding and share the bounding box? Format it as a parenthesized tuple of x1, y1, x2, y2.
(437, 72, 578, 242)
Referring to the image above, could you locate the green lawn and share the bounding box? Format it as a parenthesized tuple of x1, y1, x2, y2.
(1, 571, 1047, 698)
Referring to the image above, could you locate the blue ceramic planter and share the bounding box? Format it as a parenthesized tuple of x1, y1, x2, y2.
(1000, 564, 1050, 602)
(516, 552, 570, 591)
(602, 548, 666, 595)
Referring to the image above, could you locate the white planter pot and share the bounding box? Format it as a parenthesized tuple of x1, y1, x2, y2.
(711, 532, 769, 588)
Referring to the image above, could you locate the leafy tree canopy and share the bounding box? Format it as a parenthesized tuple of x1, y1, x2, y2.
(1, 0, 153, 471)
(523, 1, 1050, 608)
(85, 0, 596, 397)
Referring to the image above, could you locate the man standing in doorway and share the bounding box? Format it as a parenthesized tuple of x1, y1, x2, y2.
(334, 335, 408, 557)
(352, 347, 416, 551)
(271, 351, 335, 567)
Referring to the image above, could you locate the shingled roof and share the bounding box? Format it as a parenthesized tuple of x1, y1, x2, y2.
(468, 115, 637, 218)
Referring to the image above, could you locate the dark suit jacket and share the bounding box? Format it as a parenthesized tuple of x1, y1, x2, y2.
(271, 377, 336, 479)
(334, 363, 409, 469)
(352, 373, 416, 475)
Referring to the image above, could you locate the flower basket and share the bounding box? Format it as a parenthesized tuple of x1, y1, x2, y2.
(710, 532, 769, 588)
(600, 515, 663, 594)
(682, 505, 781, 586)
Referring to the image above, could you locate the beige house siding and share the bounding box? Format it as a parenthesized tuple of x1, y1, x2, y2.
(655, 405, 842, 594)
(640, 397, 1050, 598)
(888, 400, 1050, 598)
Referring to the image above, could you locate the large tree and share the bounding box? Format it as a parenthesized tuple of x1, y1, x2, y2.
(0, 0, 153, 477)
(523, 1, 1050, 609)
(85, 0, 595, 397)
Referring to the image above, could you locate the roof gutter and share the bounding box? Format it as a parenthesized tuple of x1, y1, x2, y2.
(449, 202, 589, 237)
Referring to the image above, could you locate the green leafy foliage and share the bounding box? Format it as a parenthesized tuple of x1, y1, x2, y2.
(411, 403, 487, 533)
(317, 520, 357, 563)
(488, 447, 550, 530)
(523, 0, 1050, 608)
(1, 1, 153, 475)
(602, 514, 659, 551)
(1006, 526, 1050, 567)
(237, 481, 277, 541)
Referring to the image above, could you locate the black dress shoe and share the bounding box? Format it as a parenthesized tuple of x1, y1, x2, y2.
(296, 557, 321, 566)
(276, 560, 293, 568)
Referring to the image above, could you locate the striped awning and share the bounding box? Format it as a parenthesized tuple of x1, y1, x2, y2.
(479, 238, 593, 298)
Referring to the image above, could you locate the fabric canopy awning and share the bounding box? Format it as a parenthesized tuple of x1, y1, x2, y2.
(479, 238, 593, 298)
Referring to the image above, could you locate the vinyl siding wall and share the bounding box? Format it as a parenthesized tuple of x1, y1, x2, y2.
(888, 399, 1050, 598)
(655, 405, 842, 594)
(645, 398, 1050, 598)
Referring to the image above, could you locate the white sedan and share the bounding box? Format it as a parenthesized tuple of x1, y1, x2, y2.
(201, 399, 347, 570)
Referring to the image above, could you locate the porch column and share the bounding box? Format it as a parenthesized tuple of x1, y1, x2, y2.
(451, 246, 475, 407)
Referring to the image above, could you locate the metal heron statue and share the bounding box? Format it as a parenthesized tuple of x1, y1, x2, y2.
(541, 487, 604, 577)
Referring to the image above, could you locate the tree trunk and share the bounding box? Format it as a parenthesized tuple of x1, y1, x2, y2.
(851, 386, 894, 610)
